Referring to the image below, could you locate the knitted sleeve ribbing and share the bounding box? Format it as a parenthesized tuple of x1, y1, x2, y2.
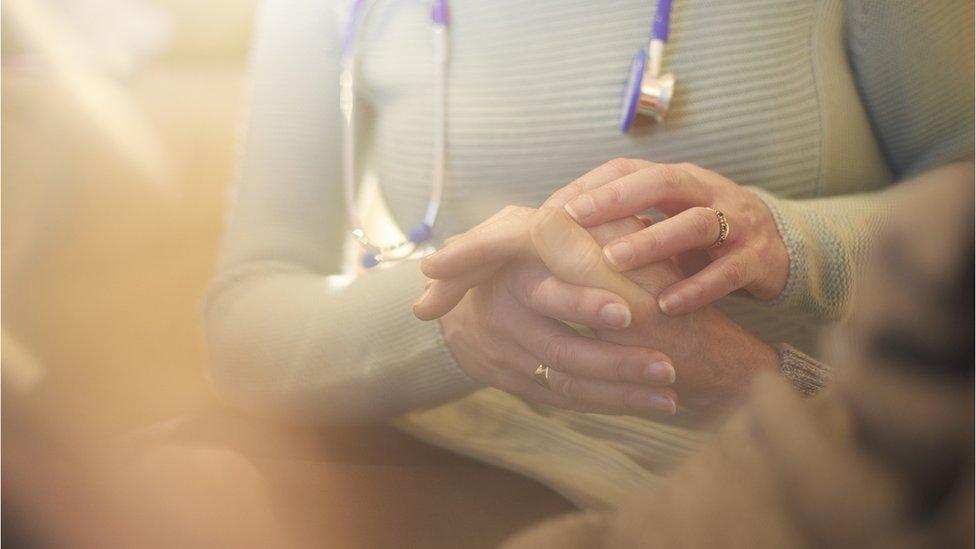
(203, 0, 477, 422)
(743, 1, 973, 322)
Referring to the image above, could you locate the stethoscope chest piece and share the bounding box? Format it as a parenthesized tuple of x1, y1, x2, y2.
(619, 49, 675, 132)
(619, 0, 676, 133)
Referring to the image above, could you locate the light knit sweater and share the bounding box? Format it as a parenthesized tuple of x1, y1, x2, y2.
(205, 0, 973, 509)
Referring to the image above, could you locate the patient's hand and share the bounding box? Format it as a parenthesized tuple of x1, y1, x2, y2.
(420, 207, 777, 415)
(414, 209, 679, 417)
(530, 207, 778, 412)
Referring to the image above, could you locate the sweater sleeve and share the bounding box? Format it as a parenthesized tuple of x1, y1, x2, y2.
(203, 0, 478, 422)
(744, 1, 973, 322)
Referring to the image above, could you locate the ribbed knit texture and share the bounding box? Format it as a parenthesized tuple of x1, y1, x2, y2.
(205, 0, 974, 508)
(777, 343, 831, 395)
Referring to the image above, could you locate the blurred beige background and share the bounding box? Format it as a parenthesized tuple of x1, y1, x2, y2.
(2, 0, 260, 436)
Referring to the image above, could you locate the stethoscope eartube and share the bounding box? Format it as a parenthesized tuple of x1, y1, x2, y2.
(619, 0, 676, 133)
(342, 0, 675, 268)
(342, 0, 449, 269)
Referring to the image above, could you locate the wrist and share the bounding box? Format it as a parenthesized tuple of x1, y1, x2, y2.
(686, 308, 777, 393)
(748, 202, 791, 302)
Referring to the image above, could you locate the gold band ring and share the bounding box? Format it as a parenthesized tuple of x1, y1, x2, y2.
(706, 207, 731, 248)
(532, 364, 551, 390)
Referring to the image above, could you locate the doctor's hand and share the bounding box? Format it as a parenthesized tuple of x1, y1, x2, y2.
(414, 254, 679, 417)
(416, 202, 779, 413)
(562, 158, 790, 316)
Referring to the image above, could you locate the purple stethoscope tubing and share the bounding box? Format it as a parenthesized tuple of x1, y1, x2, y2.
(652, 0, 672, 42)
(341, 0, 449, 268)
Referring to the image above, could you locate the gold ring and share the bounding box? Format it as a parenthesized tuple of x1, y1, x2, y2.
(532, 364, 551, 390)
(706, 207, 731, 248)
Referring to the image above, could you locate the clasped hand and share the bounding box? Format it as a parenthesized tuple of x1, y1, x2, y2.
(413, 159, 783, 417)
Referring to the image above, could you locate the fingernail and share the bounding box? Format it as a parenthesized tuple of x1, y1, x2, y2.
(648, 394, 677, 415)
(565, 195, 595, 222)
(658, 293, 683, 315)
(645, 362, 675, 384)
(604, 241, 634, 267)
(598, 303, 631, 328)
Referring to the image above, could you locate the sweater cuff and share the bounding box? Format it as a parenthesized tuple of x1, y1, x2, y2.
(745, 187, 808, 311)
(777, 343, 832, 395)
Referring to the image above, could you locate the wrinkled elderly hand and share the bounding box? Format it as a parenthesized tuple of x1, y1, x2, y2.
(563, 158, 790, 316)
(416, 246, 679, 416)
(417, 162, 779, 415)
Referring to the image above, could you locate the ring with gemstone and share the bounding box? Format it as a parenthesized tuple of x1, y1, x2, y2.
(707, 207, 731, 248)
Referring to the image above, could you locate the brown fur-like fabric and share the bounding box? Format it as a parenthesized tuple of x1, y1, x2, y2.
(504, 167, 974, 549)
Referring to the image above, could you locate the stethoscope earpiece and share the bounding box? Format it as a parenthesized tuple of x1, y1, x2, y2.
(344, 0, 447, 269)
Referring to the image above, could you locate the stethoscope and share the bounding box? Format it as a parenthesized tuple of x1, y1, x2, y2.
(342, 0, 675, 268)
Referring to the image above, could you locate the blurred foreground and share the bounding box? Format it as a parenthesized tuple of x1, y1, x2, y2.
(1, 3, 572, 547)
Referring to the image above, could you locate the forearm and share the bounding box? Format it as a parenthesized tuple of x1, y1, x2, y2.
(204, 258, 478, 423)
(751, 162, 973, 322)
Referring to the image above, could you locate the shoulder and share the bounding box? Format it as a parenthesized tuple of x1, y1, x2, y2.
(250, 0, 347, 55)
(844, 0, 975, 176)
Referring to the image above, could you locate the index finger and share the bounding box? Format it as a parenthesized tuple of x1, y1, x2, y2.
(563, 164, 708, 227)
(542, 158, 653, 208)
(421, 206, 533, 279)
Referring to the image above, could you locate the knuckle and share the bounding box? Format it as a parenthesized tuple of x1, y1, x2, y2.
(604, 179, 626, 206)
(510, 206, 534, 220)
(525, 281, 549, 310)
(575, 289, 604, 318)
(720, 260, 746, 288)
(468, 240, 490, 268)
(621, 389, 644, 410)
(499, 205, 518, 216)
(568, 292, 589, 319)
(482, 299, 506, 331)
(737, 250, 760, 283)
(689, 208, 716, 241)
(611, 354, 631, 382)
(564, 180, 586, 198)
(510, 276, 535, 307)
(576, 251, 606, 279)
(606, 157, 645, 176)
(506, 268, 537, 302)
(555, 375, 580, 399)
(483, 310, 501, 331)
(542, 335, 573, 368)
(636, 230, 661, 255)
(653, 164, 683, 192)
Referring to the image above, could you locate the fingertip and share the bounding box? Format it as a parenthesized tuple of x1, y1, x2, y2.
(563, 202, 582, 223)
(532, 205, 565, 225)
(529, 207, 573, 247)
(564, 194, 596, 226)
(598, 302, 632, 329)
(419, 260, 434, 279)
(644, 361, 675, 385)
(602, 241, 634, 271)
(657, 292, 684, 316)
(411, 302, 431, 321)
(411, 290, 433, 321)
(658, 395, 678, 415)
(639, 392, 677, 416)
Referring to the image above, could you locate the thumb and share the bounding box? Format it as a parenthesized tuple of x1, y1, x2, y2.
(529, 208, 654, 323)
